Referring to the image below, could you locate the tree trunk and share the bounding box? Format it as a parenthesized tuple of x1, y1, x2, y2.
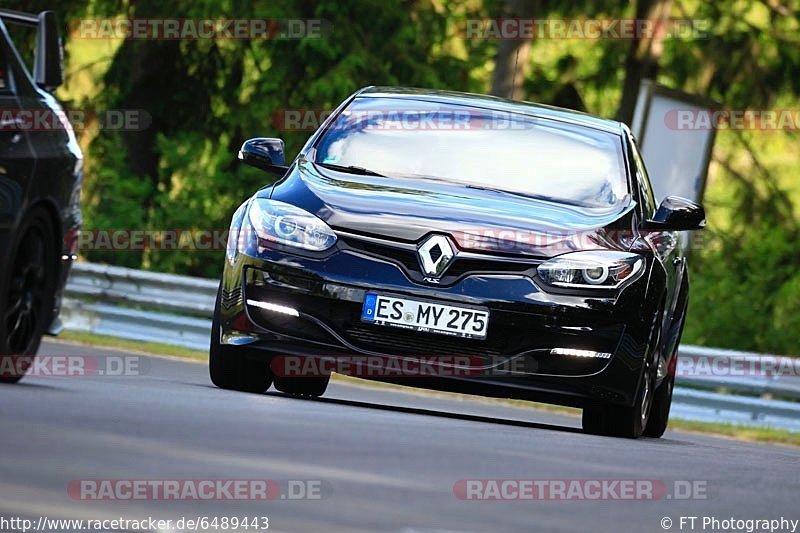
(489, 0, 540, 99)
(615, 0, 673, 125)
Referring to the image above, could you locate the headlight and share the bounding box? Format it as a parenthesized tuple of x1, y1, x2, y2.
(247, 199, 337, 252)
(537, 251, 644, 289)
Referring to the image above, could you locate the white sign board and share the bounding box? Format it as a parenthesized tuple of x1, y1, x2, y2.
(631, 80, 717, 204)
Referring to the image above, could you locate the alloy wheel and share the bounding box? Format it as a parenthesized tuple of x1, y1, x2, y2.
(5, 227, 47, 354)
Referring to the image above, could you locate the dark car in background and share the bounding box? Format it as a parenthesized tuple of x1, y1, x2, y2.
(211, 86, 705, 438)
(0, 10, 82, 382)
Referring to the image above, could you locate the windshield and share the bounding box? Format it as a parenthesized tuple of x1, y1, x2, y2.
(313, 97, 629, 209)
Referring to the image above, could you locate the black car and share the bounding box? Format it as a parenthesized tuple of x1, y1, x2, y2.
(0, 10, 82, 382)
(211, 86, 705, 438)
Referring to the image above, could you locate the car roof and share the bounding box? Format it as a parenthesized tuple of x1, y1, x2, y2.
(356, 86, 625, 135)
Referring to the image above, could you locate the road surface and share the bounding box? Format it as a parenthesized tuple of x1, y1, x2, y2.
(0, 340, 798, 532)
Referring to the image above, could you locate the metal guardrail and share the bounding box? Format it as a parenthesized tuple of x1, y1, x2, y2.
(62, 262, 215, 351)
(60, 262, 800, 432)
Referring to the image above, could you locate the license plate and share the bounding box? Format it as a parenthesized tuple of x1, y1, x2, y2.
(361, 293, 489, 339)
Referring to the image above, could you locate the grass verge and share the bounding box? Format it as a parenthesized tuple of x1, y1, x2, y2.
(666, 419, 800, 447)
(54, 330, 207, 360)
(46, 330, 800, 446)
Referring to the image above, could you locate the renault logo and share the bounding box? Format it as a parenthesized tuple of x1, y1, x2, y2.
(417, 235, 455, 278)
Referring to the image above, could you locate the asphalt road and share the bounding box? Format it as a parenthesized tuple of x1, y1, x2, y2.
(1, 340, 798, 533)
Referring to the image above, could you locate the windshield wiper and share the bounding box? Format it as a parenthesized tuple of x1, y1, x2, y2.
(316, 162, 386, 177)
(464, 184, 592, 208)
(465, 184, 554, 201)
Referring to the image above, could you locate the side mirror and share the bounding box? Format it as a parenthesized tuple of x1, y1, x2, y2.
(646, 196, 706, 231)
(34, 11, 63, 91)
(238, 138, 289, 176)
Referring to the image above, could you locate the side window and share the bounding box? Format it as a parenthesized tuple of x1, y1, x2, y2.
(0, 23, 37, 98)
(0, 45, 10, 93)
(631, 140, 657, 217)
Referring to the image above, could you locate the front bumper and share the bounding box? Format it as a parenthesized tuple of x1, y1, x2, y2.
(219, 238, 654, 408)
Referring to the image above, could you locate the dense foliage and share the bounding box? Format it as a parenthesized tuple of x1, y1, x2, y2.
(6, 0, 800, 354)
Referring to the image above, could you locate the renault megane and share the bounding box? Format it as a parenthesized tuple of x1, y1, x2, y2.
(210, 87, 705, 438)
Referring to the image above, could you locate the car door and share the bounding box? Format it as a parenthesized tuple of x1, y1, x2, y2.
(0, 25, 35, 245)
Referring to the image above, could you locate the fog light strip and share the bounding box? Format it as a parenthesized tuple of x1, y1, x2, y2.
(246, 299, 300, 317)
(550, 348, 612, 359)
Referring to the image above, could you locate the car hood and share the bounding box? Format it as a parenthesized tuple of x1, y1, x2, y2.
(268, 158, 636, 257)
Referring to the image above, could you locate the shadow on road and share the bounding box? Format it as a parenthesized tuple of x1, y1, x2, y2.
(194, 383, 691, 442)
(264, 391, 585, 435)
(0, 381, 66, 391)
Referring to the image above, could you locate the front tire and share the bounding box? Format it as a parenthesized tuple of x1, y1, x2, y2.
(582, 379, 655, 438)
(644, 310, 685, 438)
(0, 209, 57, 384)
(273, 375, 330, 398)
(582, 368, 654, 439)
(582, 311, 661, 438)
(209, 284, 273, 393)
(643, 373, 674, 438)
